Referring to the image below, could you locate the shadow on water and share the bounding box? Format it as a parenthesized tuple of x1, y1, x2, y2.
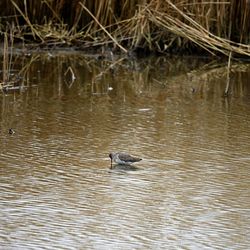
(110, 164, 140, 171)
(0, 51, 250, 249)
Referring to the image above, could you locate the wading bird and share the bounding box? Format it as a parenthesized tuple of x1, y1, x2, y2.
(109, 152, 142, 169)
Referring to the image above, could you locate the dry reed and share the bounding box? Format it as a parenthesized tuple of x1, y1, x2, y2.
(0, 29, 39, 92)
(224, 51, 232, 96)
(0, 0, 249, 57)
(1, 31, 14, 89)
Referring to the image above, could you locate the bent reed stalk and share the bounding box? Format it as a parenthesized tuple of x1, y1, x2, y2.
(0, 0, 249, 57)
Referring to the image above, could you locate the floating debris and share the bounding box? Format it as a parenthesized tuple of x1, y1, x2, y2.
(8, 128, 15, 135)
(138, 108, 151, 112)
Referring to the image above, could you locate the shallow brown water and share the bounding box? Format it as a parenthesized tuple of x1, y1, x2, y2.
(0, 52, 250, 249)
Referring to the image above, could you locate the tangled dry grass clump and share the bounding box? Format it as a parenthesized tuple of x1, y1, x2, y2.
(0, 0, 249, 57)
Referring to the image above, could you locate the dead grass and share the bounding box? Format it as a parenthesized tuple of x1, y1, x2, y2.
(0, 0, 249, 57)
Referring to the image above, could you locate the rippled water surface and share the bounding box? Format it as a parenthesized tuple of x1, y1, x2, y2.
(0, 52, 250, 249)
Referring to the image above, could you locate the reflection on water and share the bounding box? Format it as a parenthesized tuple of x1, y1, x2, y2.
(0, 52, 250, 249)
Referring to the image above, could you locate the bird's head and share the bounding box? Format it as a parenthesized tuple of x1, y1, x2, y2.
(109, 153, 114, 169)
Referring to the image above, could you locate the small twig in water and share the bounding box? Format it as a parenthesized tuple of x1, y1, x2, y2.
(224, 51, 232, 97)
(64, 66, 76, 88)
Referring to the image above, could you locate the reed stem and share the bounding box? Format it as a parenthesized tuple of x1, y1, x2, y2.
(224, 51, 232, 96)
(0, 0, 249, 57)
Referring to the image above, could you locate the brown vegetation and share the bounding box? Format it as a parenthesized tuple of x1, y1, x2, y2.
(0, 0, 250, 56)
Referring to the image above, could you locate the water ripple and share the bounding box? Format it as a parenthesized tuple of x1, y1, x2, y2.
(1, 55, 250, 249)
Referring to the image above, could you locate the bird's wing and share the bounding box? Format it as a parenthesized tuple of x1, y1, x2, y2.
(119, 153, 141, 162)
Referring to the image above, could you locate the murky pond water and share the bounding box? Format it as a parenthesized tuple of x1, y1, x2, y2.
(0, 51, 250, 249)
